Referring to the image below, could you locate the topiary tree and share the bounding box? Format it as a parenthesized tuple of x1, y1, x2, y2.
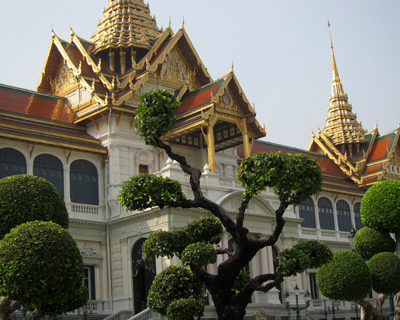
(361, 179, 400, 255)
(0, 175, 83, 320)
(368, 252, 400, 295)
(354, 227, 396, 261)
(0, 174, 69, 239)
(119, 88, 333, 320)
(0, 221, 87, 319)
(317, 251, 372, 301)
(147, 265, 204, 320)
(361, 179, 400, 320)
(317, 179, 400, 320)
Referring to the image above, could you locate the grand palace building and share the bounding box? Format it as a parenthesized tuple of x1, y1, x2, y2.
(0, 1, 399, 319)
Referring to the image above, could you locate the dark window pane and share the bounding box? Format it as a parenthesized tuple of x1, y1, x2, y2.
(318, 197, 335, 230)
(298, 197, 316, 228)
(70, 160, 99, 205)
(33, 154, 64, 198)
(336, 200, 352, 232)
(0, 148, 26, 179)
(353, 202, 364, 231)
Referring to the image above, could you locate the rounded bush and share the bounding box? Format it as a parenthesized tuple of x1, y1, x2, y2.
(147, 265, 203, 317)
(181, 242, 217, 266)
(238, 152, 322, 204)
(368, 252, 400, 294)
(361, 180, 400, 233)
(354, 227, 396, 260)
(317, 251, 371, 301)
(0, 174, 68, 239)
(144, 230, 190, 259)
(135, 88, 181, 147)
(278, 240, 333, 276)
(167, 298, 204, 320)
(0, 221, 87, 314)
(183, 216, 223, 243)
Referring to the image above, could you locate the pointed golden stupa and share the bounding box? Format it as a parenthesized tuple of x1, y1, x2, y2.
(90, 0, 162, 54)
(322, 22, 367, 157)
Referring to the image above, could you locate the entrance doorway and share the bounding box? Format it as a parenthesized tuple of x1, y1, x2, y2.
(132, 238, 156, 314)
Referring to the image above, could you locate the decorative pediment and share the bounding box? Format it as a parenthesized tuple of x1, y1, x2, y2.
(161, 48, 189, 84)
(80, 242, 101, 259)
(51, 64, 78, 95)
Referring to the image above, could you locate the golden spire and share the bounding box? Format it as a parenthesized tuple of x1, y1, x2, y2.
(328, 21, 340, 84)
(91, 0, 161, 54)
(322, 22, 367, 158)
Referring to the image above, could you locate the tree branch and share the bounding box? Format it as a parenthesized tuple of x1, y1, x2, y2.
(240, 272, 283, 303)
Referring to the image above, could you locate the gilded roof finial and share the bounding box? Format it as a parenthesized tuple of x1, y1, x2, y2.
(180, 17, 185, 29)
(51, 24, 55, 38)
(168, 17, 171, 28)
(328, 21, 340, 84)
(231, 61, 234, 72)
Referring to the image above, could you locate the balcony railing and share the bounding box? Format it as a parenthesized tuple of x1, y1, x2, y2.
(71, 204, 99, 215)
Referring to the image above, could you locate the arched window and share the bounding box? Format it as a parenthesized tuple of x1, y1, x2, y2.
(33, 154, 64, 198)
(132, 238, 156, 314)
(0, 148, 26, 179)
(336, 200, 352, 232)
(318, 197, 335, 230)
(298, 197, 316, 228)
(70, 160, 99, 205)
(353, 202, 364, 231)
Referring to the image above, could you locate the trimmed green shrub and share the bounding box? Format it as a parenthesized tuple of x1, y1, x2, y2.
(183, 216, 223, 243)
(144, 230, 190, 259)
(135, 88, 181, 147)
(119, 173, 186, 211)
(238, 151, 322, 204)
(278, 240, 333, 276)
(167, 298, 204, 320)
(147, 265, 204, 317)
(368, 252, 400, 294)
(0, 221, 87, 315)
(354, 227, 396, 260)
(361, 180, 400, 233)
(181, 242, 217, 266)
(0, 174, 68, 239)
(317, 250, 371, 301)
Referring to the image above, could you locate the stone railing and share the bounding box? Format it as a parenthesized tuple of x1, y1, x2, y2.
(71, 204, 99, 215)
(126, 308, 152, 320)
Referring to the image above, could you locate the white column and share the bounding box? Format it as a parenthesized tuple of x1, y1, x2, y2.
(115, 145, 121, 183)
(260, 247, 269, 274)
(64, 161, 71, 203)
(267, 246, 274, 274)
(100, 241, 108, 299)
(120, 238, 129, 296)
(129, 147, 135, 176)
(153, 150, 160, 172)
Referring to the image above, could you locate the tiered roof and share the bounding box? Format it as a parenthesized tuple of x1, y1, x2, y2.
(35, 0, 265, 153)
(91, 0, 162, 53)
(0, 84, 107, 154)
(307, 23, 400, 187)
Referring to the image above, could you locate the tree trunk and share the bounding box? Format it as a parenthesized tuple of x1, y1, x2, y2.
(357, 295, 387, 320)
(0, 297, 21, 320)
(394, 293, 400, 320)
(214, 302, 246, 320)
(30, 309, 44, 320)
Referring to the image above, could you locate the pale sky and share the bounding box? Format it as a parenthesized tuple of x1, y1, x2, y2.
(0, 0, 399, 149)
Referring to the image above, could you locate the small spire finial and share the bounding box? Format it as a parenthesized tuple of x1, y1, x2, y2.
(231, 61, 234, 72)
(168, 17, 171, 28)
(180, 17, 185, 29)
